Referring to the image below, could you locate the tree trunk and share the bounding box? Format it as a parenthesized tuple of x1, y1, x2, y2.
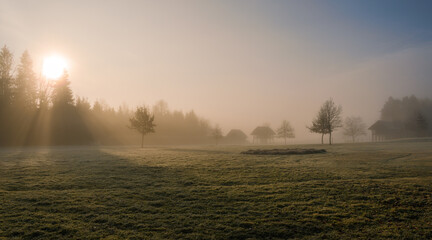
(321, 133, 324, 144)
(284, 137, 287, 145)
(141, 134, 144, 148)
(329, 132, 332, 145)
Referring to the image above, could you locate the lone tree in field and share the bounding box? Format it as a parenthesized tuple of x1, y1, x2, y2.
(308, 99, 342, 145)
(277, 120, 295, 145)
(307, 108, 329, 144)
(211, 125, 223, 145)
(129, 106, 155, 148)
(343, 116, 366, 142)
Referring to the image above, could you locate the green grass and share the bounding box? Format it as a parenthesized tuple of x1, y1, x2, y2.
(1, 141, 432, 239)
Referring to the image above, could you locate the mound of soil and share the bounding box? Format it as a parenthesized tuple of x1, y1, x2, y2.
(241, 148, 326, 155)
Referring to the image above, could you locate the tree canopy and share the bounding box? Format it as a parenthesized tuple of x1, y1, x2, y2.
(51, 71, 74, 108)
(276, 120, 295, 145)
(0, 45, 14, 108)
(14, 51, 37, 109)
(308, 99, 342, 145)
(343, 116, 366, 142)
(129, 106, 156, 147)
(381, 95, 431, 136)
(211, 125, 223, 145)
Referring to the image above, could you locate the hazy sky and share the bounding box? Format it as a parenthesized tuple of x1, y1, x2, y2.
(1, 0, 432, 142)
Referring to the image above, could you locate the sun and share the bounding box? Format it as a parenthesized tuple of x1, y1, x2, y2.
(42, 55, 68, 79)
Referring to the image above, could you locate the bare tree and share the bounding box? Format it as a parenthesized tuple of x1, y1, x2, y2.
(308, 99, 342, 145)
(36, 76, 53, 109)
(323, 99, 343, 145)
(129, 106, 156, 148)
(211, 125, 223, 145)
(277, 120, 295, 145)
(343, 116, 366, 142)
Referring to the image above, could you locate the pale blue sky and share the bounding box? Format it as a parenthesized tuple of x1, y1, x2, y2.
(1, 0, 432, 141)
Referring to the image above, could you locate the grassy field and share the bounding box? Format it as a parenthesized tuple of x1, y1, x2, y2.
(1, 140, 432, 239)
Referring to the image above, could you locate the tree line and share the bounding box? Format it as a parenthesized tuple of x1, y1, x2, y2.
(2, 45, 428, 146)
(380, 95, 431, 136)
(0, 46, 213, 146)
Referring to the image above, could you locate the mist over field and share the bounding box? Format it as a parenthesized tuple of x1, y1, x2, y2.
(2, 1, 432, 239)
(2, 0, 432, 143)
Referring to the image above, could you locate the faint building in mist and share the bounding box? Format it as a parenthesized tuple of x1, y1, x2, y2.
(224, 129, 248, 144)
(251, 126, 275, 144)
(368, 120, 405, 141)
(369, 95, 431, 141)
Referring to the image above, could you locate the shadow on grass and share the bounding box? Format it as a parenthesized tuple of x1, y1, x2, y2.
(1, 145, 432, 239)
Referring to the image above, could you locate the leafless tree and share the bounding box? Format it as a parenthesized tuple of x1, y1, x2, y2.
(37, 75, 54, 109)
(343, 116, 366, 142)
(308, 99, 342, 145)
(211, 125, 223, 145)
(277, 120, 295, 145)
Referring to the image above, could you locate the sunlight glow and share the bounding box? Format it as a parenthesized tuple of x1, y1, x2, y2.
(42, 55, 67, 79)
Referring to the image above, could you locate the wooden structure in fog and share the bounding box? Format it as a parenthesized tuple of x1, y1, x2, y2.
(225, 129, 248, 144)
(251, 126, 275, 144)
(369, 120, 405, 141)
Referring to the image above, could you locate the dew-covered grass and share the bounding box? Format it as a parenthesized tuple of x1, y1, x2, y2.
(1, 140, 432, 239)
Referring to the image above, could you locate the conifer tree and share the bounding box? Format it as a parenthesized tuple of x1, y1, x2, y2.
(51, 70, 74, 108)
(0, 45, 14, 107)
(14, 50, 37, 109)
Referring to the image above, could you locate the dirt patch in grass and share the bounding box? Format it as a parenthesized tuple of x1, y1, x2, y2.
(241, 148, 326, 155)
